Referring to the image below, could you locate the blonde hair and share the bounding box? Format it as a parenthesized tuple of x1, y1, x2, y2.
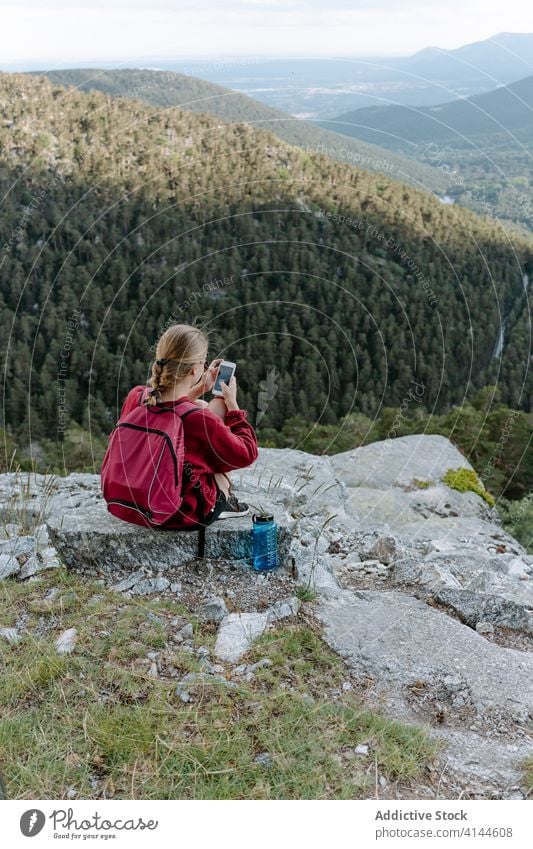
(146, 324, 209, 406)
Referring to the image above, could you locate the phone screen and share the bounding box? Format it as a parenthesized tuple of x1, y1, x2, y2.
(213, 363, 235, 394)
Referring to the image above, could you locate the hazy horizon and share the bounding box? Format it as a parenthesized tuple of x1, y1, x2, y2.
(2, 0, 533, 68)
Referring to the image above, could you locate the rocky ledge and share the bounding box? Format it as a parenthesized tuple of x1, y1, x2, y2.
(1, 433, 532, 798)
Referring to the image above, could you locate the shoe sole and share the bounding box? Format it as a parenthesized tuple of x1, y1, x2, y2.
(217, 507, 250, 519)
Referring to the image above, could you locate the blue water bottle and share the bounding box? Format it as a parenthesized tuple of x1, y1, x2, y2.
(252, 513, 279, 571)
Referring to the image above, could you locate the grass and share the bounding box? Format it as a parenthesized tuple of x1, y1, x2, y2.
(411, 478, 433, 489)
(522, 758, 533, 793)
(0, 568, 441, 800)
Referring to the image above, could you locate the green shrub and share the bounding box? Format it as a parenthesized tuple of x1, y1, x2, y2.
(497, 495, 533, 553)
(442, 467, 495, 506)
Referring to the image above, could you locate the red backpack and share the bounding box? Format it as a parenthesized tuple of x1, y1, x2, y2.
(101, 388, 202, 529)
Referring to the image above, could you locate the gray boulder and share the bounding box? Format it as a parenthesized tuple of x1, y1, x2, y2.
(433, 588, 533, 635)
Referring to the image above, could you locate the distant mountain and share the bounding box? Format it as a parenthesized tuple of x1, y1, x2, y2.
(321, 73, 533, 150)
(142, 33, 533, 117)
(394, 32, 533, 83)
(33, 68, 448, 194)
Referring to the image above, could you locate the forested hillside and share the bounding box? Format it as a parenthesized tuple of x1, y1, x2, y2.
(0, 72, 532, 451)
(326, 74, 533, 149)
(35, 68, 448, 195)
(322, 75, 533, 231)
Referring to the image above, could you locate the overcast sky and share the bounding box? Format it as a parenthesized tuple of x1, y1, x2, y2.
(2, 0, 533, 67)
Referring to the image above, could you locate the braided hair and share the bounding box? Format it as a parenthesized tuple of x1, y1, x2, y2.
(145, 324, 209, 406)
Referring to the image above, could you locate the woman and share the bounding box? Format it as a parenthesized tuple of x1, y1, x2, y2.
(118, 324, 258, 530)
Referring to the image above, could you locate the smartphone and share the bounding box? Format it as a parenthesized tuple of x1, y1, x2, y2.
(212, 360, 236, 396)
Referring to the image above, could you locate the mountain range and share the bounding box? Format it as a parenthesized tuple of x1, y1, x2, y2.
(160, 32, 533, 117)
(322, 73, 533, 150)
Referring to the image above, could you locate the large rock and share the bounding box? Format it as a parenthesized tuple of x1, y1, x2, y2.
(41, 473, 292, 574)
(330, 433, 473, 489)
(317, 588, 533, 726)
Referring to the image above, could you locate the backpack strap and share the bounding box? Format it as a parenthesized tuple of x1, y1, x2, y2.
(172, 403, 208, 559)
(131, 395, 208, 558)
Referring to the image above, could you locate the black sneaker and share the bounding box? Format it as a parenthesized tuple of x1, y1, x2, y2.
(217, 493, 250, 519)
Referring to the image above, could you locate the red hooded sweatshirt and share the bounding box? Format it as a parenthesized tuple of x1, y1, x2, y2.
(118, 386, 259, 529)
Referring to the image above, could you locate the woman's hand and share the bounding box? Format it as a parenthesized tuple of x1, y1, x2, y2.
(220, 375, 239, 411)
(189, 358, 223, 398)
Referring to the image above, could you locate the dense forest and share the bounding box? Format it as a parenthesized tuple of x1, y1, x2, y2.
(0, 72, 532, 472)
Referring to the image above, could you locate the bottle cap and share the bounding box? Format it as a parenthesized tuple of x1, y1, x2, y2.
(252, 513, 274, 523)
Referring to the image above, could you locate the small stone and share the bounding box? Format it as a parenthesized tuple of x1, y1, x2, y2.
(0, 627, 21, 644)
(254, 752, 273, 768)
(200, 595, 228, 624)
(66, 788, 77, 799)
(17, 555, 45, 580)
(355, 744, 369, 755)
(266, 596, 301, 622)
(247, 658, 273, 673)
(148, 662, 159, 678)
(178, 623, 193, 640)
(360, 559, 381, 572)
(39, 546, 58, 561)
(170, 582, 182, 594)
(146, 651, 159, 660)
(130, 577, 170, 596)
(362, 536, 398, 565)
(346, 561, 365, 572)
(146, 611, 163, 625)
(112, 570, 145, 592)
(175, 671, 235, 701)
(341, 681, 352, 691)
(476, 621, 494, 635)
(379, 775, 388, 788)
(196, 646, 210, 658)
(55, 628, 77, 655)
(0, 554, 20, 580)
(34, 524, 50, 546)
